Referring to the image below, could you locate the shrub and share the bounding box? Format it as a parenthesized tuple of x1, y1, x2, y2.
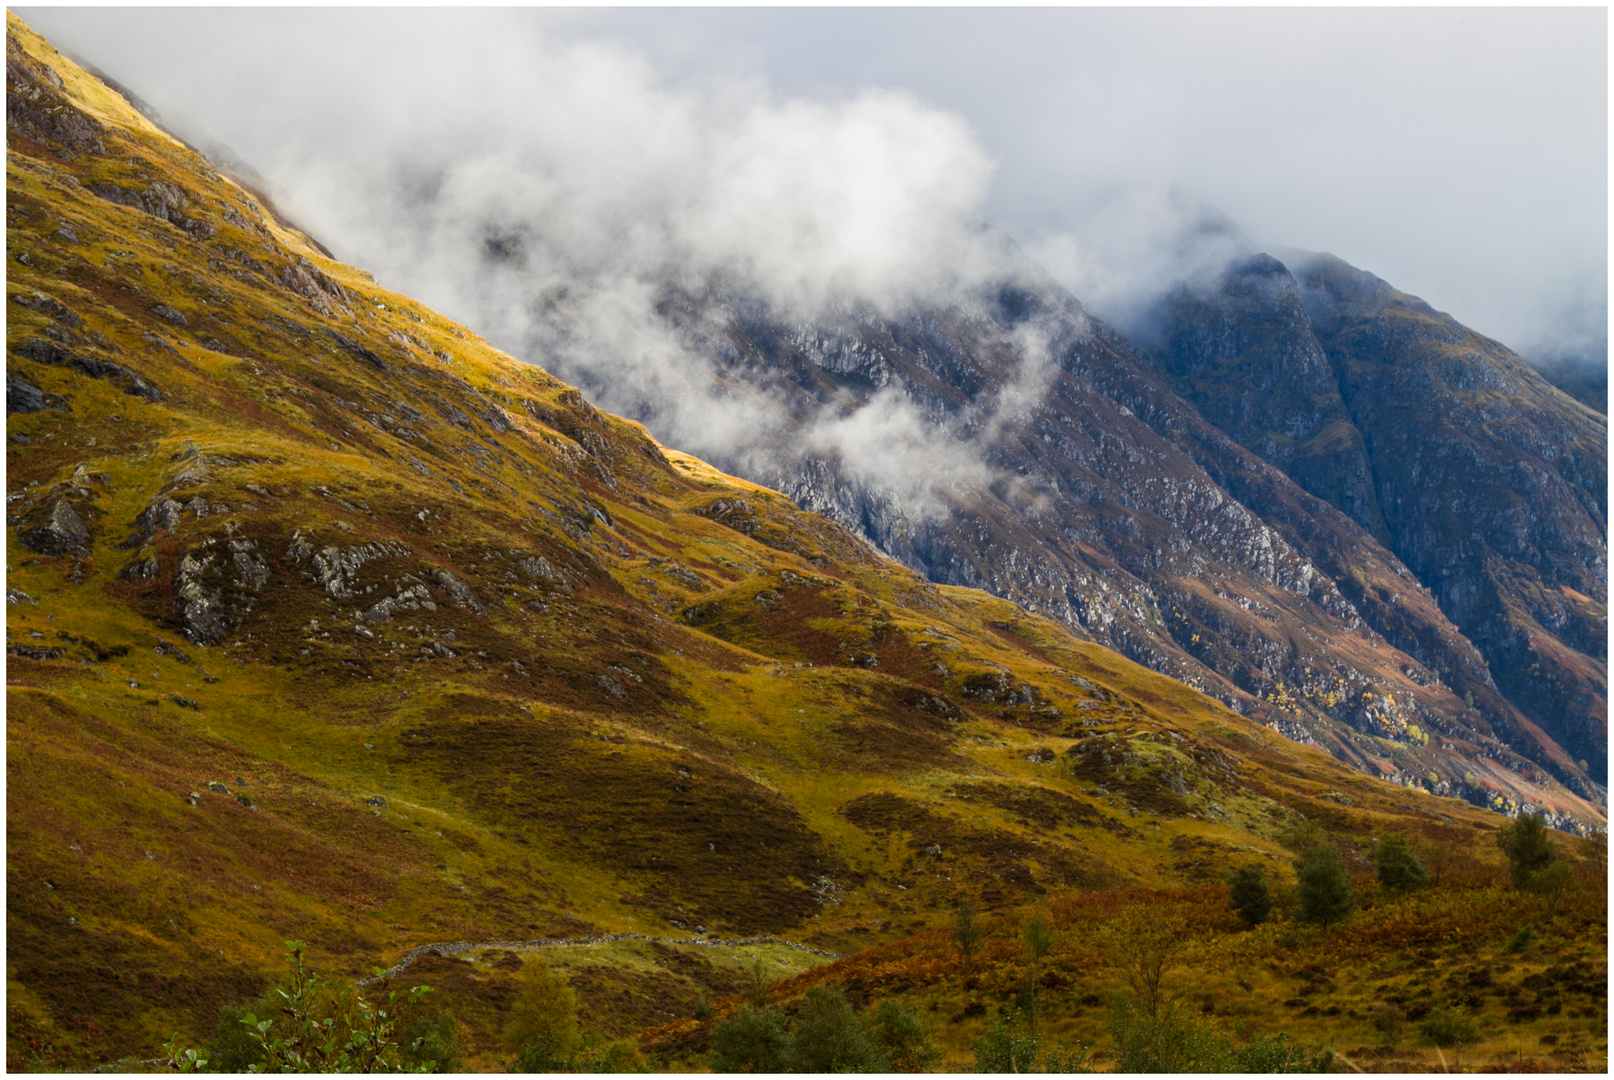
(1234, 1032, 1333, 1073)
(1496, 813, 1557, 889)
(1294, 846, 1354, 927)
(788, 986, 886, 1073)
(504, 959, 579, 1071)
(1226, 866, 1273, 927)
(1369, 1002, 1404, 1040)
(709, 1004, 792, 1073)
(973, 1006, 1089, 1073)
(869, 1001, 942, 1073)
(1419, 1007, 1478, 1051)
(400, 1012, 460, 1073)
(1100, 909, 1189, 1020)
(1375, 833, 1428, 893)
(954, 900, 986, 973)
(1505, 924, 1539, 953)
(573, 1034, 649, 1073)
(1526, 861, 1575, 918)
(1107, 1000, 1231, 1072)
(163, 941, 434, 1074)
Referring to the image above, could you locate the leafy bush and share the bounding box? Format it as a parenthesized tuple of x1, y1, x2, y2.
(973, 1007, 1089, 1073)
(572, 1034, 648, 1073)
(1526, 861, 1575, 918)
(954, 900, 986, 973)
(1108, 1002, 1325, 1073)
(163, 941, 435, 1074)
(504, 959, 579, 1071)
(1107, 1000, 1231, 1072)
(1369, 1002, 1403, 1040)
(1419, 1006, 1477, 1049)
(1375, 833, 1428, 893)
(788, 985, 887, 1073)
(1505, 924, 1539, 952)
(868, 1000, 942, 1073)
(709, 1004, 793, 1073)
(1294, 846, 1354, 927)
(1226, 866, 1273, 927)
(399, 1012, 460, 1073)
(1099, 909, 1189, 1019)
(1496, 812, 1557, 889)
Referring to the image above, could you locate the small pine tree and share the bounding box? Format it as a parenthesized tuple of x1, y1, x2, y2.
(1294, 845, 1354, 927)
(1226, 865, 1273, 927)
(1375, 833, 1429, 893)
(1496, 812, 1557, 889)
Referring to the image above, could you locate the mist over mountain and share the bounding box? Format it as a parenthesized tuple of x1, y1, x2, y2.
(17, 8, 1605, 811)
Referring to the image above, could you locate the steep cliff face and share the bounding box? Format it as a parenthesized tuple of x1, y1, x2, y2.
(1297, 255, 1607, 778)
(1144, 253, 1607, 783)
(546, 261, 1599, 815)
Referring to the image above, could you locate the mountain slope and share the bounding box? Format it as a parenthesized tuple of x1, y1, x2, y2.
(2, 14, 1576, 1068)
(1147, 254, 1606, 782)
(555, 257, 1600, 818)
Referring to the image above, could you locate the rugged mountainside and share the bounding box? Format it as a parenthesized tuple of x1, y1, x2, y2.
(2, 15, 1585, 1068)
(555, 258, 1602, 818)
(1149, 254, 1607, 781)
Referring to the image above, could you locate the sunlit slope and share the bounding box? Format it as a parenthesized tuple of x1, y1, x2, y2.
(4, 13, 1545, 1067)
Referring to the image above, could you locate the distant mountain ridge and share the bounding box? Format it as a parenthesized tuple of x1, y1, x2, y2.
(538, 255, 1604, 820)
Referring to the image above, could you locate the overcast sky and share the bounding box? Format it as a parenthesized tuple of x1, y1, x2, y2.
(21, 6, 1607, 364)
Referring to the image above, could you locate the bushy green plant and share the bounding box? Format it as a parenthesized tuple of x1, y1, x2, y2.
(1419, 1006, 1478, 1063)
(1226, 865, 1273, 927)
(954, 900, 985, 974)
(1375, 833, 1428, 893)
(1294, 846, 1354, 927)
(504, 959, 579, 1072)
(1234, 1031, 1333, 1072)
(572, 1033, 648, 1073)
(1526, 860, 1575, 918)
(868, 1000, 943, 1073)
(709, 1004, 793, 1073)
(1107, 1000, 1231, 1073)
(788, 985, 886, 1073)
(1496, 812, 1557, 889)
(1504, 923, 1539, 952)
(399, 1012, 460, 1073)
(973, 1007, 1089, 1073)
(163, 941, 435, 1074)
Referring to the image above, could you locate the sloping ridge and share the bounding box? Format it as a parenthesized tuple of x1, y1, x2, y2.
(1, 13, 1600, 1067)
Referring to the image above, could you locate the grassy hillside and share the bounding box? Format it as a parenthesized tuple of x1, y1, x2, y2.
(5, 13, 1605, 1071)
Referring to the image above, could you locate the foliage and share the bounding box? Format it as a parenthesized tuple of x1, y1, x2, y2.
(1100, 908, 1189, 1019)
(1234, 1032, 1333, 1073)
(709, 1004, 793, 1073)
(1495, 812, 1557, 889)
(953, 900, 986, 973)
(1226, 865, 1273, 927)
(1504, 923, 1539, 952)
(1368, 1002, 1403, 1040)
(1024, 906, 1055, 963)
(1418, 1006, 1477, 1050)
(1107, 1000, 1232, 1073)
(1525, 860, 1575, 918)
(1294, 846, 1354, 926)
(164, 942, 434, 1074)
(1374, 833, 1428, 893)
(973, 1007, 1089, 1073)
(1277, 818, 1328, 852)
(503, 959, 579, 1071)
(572, 1034, 648, 1073)
(399, 1012, 460, 1074)
(867, 1000, 943, 1073)
(788, 985, 887, 1073)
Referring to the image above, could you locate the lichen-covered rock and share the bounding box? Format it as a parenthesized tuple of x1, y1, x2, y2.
(18, 499, 90, 555)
